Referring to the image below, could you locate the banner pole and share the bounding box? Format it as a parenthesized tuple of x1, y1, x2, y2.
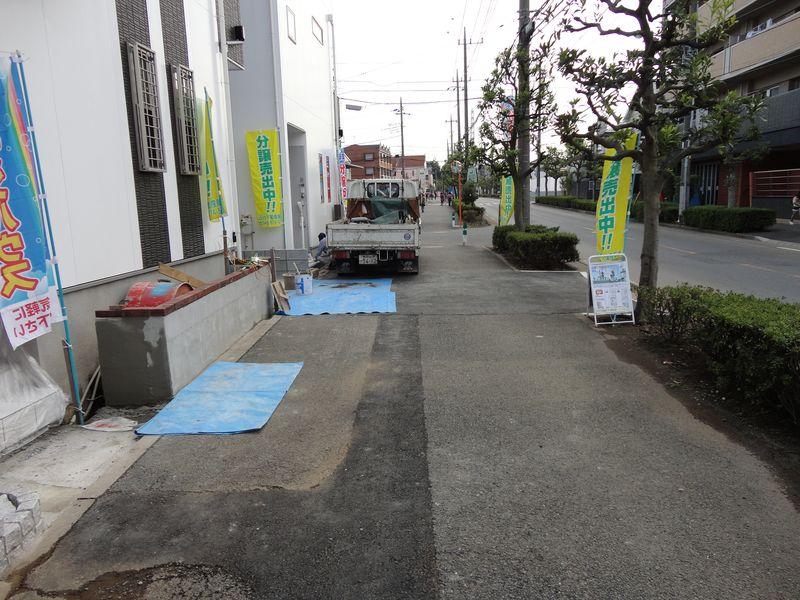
(13, 52, 83, 423)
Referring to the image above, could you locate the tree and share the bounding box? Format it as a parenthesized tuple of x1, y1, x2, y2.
(556, 0, 760, 295)
(477, 12, 558, 230)
(427, 160, 442, 186)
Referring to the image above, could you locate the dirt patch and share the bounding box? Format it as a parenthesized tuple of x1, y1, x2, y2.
(330, 282, 376, 288)
(13, 564, 256, 599)
(600, 325, 800, 511)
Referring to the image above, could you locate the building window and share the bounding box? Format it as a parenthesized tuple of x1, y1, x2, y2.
(789, 77, 800, 91)
(312, 17, 323, 45)
(127, 42, 166, 172)
(286, 6, 296, 44)
(365, 152, 374, 161)
(171, 65, 200, 175)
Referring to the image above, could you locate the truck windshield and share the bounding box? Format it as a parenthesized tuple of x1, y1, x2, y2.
(365, 182, 402, 198)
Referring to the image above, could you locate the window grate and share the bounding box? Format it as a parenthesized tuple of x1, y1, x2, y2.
(128, 43, 166, 172)
(171, 65, 200, 175)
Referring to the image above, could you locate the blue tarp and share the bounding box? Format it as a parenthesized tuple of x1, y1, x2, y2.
(136, 361, 303, 436)
(281, 278, 396, 316)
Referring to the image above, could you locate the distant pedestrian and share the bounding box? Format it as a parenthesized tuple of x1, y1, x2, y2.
(791, 190, 800, 225)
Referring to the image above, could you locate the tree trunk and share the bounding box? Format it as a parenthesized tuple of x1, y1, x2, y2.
(637, 141, 664, 320)
(513, 173, 525, 230)
(544, 174, 549, 197)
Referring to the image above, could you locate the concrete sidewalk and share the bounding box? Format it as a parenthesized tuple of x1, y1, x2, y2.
(5, 202, 800, 598)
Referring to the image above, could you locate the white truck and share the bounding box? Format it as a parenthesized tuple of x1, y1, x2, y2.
(327, 179, 421, 274)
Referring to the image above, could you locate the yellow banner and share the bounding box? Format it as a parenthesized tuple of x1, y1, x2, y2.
(246, 130, 283, 228)
(596, 133, 638, 254)
(499, 176, 514, 226)
(202, 94, 227, 221)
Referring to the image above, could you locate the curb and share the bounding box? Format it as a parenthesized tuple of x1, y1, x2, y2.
(533, 204, 800, 250)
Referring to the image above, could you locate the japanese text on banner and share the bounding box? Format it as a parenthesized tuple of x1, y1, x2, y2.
(499, 177, 514, 226)
(246, 130, 283, 228)
(0, 58, 56, 348)
(202, 95, 227, 221)
(595, 132, 638, 254)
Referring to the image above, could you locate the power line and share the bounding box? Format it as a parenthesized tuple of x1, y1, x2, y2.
(340, 96, 484, 106)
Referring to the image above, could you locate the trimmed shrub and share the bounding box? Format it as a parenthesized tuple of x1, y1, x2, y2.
(506, 230, 579, 269)
(461, 205, 485, 224)
(629, 202, 679, 224)
(682, 205, 776, 232)
(493, 225, 516, 252)
(639, 285, 800, 422)
(493, 224, 560, 252)
(536, 195, 597, 212)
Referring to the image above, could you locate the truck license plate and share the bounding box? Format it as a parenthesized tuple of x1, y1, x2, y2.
(358, 254, 378, 265)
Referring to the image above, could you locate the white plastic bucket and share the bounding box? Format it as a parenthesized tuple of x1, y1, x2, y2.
(296, 274, 313, 295)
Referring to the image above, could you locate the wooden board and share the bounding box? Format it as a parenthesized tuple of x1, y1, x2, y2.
(158, 263, 208, 289)
(271, 280, 291, 312)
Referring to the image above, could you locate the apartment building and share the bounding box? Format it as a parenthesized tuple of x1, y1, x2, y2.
(343, 144, 393, 179)
(689, 0, 800, 216)
(391, 155, 432, 191)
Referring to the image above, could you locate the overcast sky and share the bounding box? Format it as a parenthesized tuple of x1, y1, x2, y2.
(335, 0, 522, 163)
(334, 0, 632, 164)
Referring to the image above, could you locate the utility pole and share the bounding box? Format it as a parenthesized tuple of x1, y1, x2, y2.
(454, 71, 461, 152)
(400, 97, 406, 179)
(446, 116, 456, 161)
(518, 0, 532, 227)
(459, 30, 482, 177)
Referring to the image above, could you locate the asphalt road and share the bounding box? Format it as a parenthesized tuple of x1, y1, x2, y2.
(10, 203, 800, 599)
(479, 198, 800, 302)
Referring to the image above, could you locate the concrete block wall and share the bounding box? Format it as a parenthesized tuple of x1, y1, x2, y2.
(0, 491, 42, 575)
(96, 266, 271, 406)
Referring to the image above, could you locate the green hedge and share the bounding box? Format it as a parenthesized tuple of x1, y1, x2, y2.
(682, 205, 776, 232)
(536, 195, 597, 211)
(493, 224, 560, 253)
(506, 230, 579, 269)
(461, 205, 485, 224)
(629, 202, 679, 224)
(639, 285, 800, 422)
(537, 196, 679, 223)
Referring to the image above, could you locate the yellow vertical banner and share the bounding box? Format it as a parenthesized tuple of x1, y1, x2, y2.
(246, 130, 283, 228)
(202, 93, 227, 221)
(499, 176, 514, 226)
(596, 132, 638, 254)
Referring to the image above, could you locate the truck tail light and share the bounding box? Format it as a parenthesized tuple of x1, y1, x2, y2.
(332, 250, 350, 259)
(399, 250, 416, 260)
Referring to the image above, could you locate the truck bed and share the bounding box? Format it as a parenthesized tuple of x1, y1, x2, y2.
(326, 222, 420, 249)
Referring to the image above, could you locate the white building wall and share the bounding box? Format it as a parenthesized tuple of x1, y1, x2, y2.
(230, 0, 285, 252)
(185, 0, 240, 253)
(276, 0, 337, 246)
(0, 0, 144, 287)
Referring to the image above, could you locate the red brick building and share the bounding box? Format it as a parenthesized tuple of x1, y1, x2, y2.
(343, 144, 393, 179)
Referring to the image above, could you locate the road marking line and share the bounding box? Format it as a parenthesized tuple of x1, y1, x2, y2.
(778, 246, 800, 253)
(662, 244, 696, 255)
(738, 262, 790, 276)
(579, 271, 588, 279)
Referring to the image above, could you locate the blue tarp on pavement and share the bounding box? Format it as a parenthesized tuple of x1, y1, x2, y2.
(136, 361, 303, 435)
(280, 278, 396, 316)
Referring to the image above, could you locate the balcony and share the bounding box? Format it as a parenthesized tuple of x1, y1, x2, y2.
(697, 0, 765, 27)
(756, 87, 800, 134)
(709, 12, 800, 79)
